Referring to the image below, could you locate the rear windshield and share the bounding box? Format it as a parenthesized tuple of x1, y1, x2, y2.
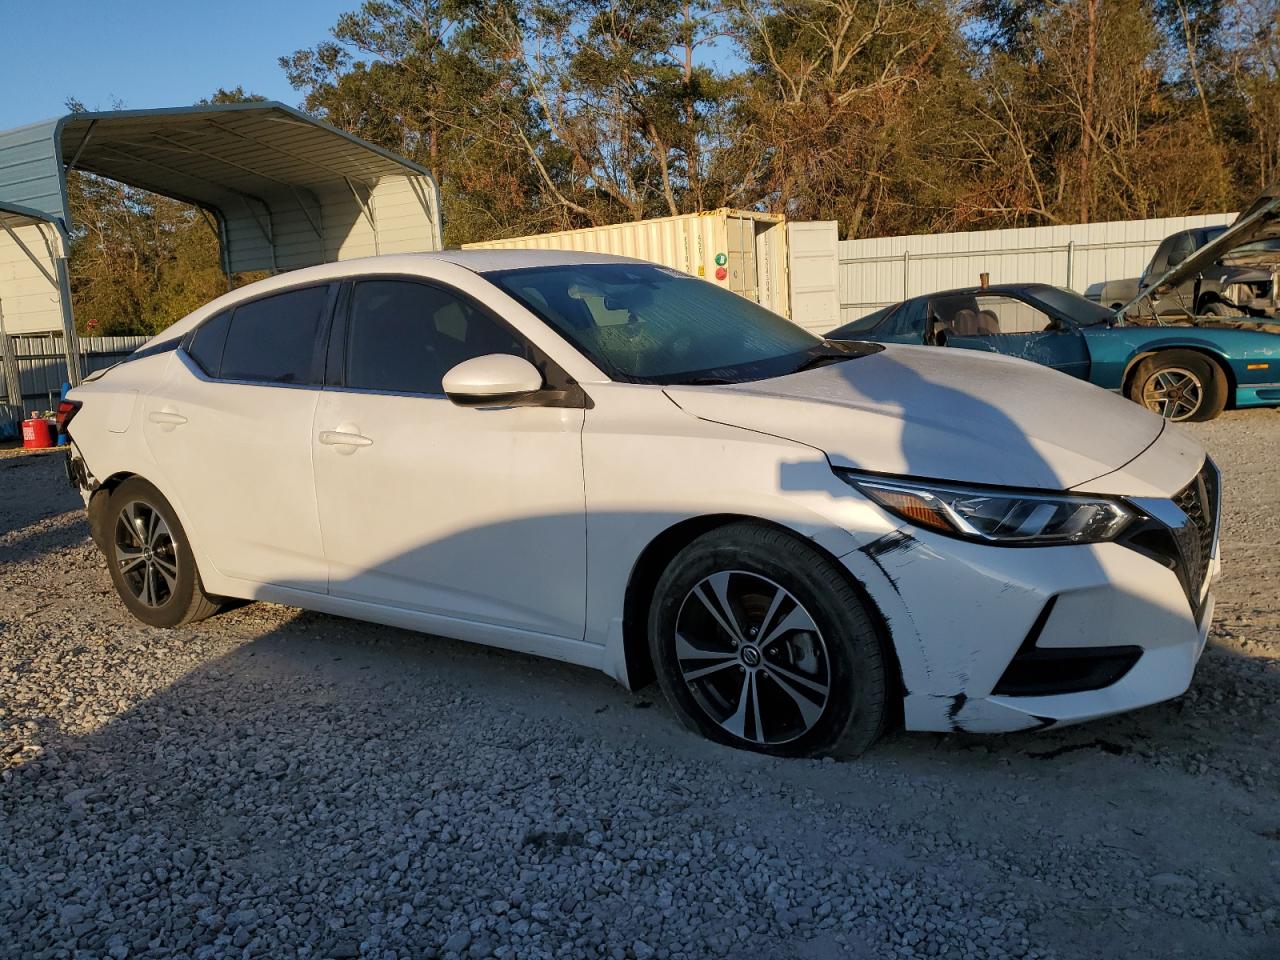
(1022, 286, 1115, 326)
(828, 305, 894, 339)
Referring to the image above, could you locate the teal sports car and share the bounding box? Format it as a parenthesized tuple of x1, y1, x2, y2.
(829, 187, 1280, 421)
(826, 283, 1279, 421)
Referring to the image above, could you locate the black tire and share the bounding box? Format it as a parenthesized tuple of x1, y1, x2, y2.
(1202, 300, 1245, 318)
(104, 477, 219, 628)
(648, 523, 887, 758)
(1128, 350, 1228, 422)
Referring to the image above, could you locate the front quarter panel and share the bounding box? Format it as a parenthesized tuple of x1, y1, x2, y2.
(580, 383, 903, 678)
(1083, 325, 1280, 404)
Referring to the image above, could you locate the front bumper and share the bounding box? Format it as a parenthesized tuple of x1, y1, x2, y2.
(842, 489, 1219, 734)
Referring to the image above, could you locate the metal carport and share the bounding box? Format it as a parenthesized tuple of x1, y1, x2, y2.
(0, 101, 442, 389)
(0, 201, 78, 426)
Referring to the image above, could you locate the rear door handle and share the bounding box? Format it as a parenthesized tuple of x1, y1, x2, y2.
(148, 409, 187, 429)
(318, 424, 373, 454)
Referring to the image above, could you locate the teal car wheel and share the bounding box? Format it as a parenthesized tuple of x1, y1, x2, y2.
(1129, 350, 1228, 422)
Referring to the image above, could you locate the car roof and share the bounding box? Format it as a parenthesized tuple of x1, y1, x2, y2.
(435, 249, 648, 272)
(232, 249, 651, 291)
(916, 283, 1060, 300)
(139, 249, 655, 350)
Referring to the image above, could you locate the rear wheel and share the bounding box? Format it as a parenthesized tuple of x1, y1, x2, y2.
(648, 523, 887, 758)
(105, 477, 219, 627)
(1129, 350, 1228, 422)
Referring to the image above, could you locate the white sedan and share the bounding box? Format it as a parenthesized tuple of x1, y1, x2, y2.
(61, 251, 1220, 756)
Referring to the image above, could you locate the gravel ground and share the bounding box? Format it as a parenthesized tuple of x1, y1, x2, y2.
(1, 411, 1278, 960)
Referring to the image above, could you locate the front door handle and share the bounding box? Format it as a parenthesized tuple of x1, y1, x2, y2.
(148, 408, 187, 430)
(319, 423, 373, 454)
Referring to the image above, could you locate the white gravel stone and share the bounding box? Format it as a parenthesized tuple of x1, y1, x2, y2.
(1, 414, 1278, 960)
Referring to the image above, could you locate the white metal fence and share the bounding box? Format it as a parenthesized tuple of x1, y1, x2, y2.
(836, 212, 1237, 325)
(1, 334, 148, 436)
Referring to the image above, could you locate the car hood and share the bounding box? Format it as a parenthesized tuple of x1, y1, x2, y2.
(1122, 183, 1280, 316)
(664, 345, 1168, 491)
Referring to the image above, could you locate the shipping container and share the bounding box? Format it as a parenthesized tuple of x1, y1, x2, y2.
(463, 209, 796, 319)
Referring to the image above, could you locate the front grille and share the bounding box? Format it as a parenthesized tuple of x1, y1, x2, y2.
(1170, 459, 1220, 616)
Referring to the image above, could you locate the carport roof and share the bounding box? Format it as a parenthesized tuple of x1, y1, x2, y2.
(0, 200, 59, 231)
(0, 101, 442, 274)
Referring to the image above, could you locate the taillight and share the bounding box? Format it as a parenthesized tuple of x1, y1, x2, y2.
(56, 400, 82, 437)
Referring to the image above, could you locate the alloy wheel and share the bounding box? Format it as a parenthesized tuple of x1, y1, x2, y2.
(1141, 367, 1203, 421)
(114, 500, 179, 608)
(674, 570, 831, 745)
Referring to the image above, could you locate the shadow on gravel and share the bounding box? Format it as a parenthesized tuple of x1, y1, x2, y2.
(0, 509, 91, 565)
(0, 450, 86, 567)
(4, 600, 1278, 960)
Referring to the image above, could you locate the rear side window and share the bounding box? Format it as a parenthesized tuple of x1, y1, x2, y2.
(219, 286, 330, 384)
(879, 302, 925, 338)
(186, 310, 231, 376)
(345, 279, 529, 395)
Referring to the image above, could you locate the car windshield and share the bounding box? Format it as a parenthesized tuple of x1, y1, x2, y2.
(1190, 225, 1280, 257)
(486, 262, 873, 384)
(1023, 285, 1115, 326)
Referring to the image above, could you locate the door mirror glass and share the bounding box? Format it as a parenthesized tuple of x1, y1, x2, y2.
(442, 354, 544, 404)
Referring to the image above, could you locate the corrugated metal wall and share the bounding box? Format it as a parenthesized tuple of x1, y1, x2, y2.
(0, 216, 64, 335)
(837, 213, 1237, 324)
(1, 335, 146, 435)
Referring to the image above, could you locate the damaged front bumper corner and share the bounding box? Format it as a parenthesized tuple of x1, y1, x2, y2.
(840, 526, 1212, 735)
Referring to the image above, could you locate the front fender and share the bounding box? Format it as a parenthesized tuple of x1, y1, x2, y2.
(1085, 328, 1244, 390)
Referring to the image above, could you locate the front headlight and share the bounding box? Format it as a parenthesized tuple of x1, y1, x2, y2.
(840, 473, 1134, 545)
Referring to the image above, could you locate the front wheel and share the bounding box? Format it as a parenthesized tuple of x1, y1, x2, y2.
(1202, 301, 1245, 318)
(648, 523, 888, 758)
(1129, 350, 1228, 422)
(105, 477, 219, 627)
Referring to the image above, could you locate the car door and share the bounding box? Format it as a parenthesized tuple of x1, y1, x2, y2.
(930, 292, 1091, 380)
(311, 276, 588, 640)
(142, 283, 335, 590)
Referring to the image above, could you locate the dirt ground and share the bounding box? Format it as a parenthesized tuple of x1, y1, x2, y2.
(1, 410, 1277, 960)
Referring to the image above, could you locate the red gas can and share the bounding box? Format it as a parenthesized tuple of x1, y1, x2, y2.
(21, 417, 54, 449)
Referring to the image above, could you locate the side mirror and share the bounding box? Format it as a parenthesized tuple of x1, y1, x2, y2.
(442, 354, 543, 406)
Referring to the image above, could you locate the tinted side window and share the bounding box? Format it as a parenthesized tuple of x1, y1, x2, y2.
(880, 301, 924, 338)
(346, 280, 529, 394)
(220, 286, 330, 384)
(1166, 232, 1196, 266)
(186, 310, 231, 376)
(1146, 237, 1174, 276)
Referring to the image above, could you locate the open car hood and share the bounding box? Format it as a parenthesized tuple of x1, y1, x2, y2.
(1120, 183, 1280, 317)
(664, 345, 1168, 491)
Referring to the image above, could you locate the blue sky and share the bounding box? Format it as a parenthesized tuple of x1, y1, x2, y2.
(0, 0, 354, 128)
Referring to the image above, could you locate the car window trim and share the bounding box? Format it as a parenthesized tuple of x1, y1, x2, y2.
(174, 347, 331, 392)
(928, 291, 1073, 338)
(178, 281, 338, 387)
(326, 273, 589, 408)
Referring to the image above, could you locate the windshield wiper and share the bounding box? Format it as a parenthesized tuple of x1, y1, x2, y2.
(682, 376, 736, 385)
(790, 352, 852, 375)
